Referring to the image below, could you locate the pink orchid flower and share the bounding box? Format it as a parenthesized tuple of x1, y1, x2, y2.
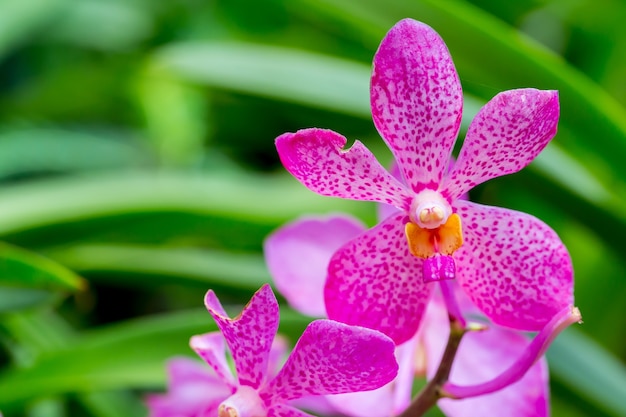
(147, 284, 398, 417)
(265, 215, 580, 417)
(275, 18, 573, 344)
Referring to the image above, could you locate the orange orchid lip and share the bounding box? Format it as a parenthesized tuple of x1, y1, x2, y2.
(405, 213, 463, 258)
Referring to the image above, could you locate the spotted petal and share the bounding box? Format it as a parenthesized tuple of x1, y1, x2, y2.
(454, 200, 573, 330)
(422, 298, 549, 417)
(204, 284, 279, 388)
(325, 334, 419, 417)
(371, 18, 463, 193)
(264, 215, 366, 317)
(276, 128, 412, 209)
(189, 332, 236, 387)
(324, 212, 433, 344)
(261, 320, 398, 403)
(443, 89, 559, 201)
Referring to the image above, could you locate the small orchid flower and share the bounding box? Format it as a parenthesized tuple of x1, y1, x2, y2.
(265, 215, 580, 417)
(148, 284, 398, 417)
(275, 18, 573, 344)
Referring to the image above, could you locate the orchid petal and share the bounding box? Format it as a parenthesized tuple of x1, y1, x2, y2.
(421, 300, 549, 417)
(454, 200, 573, 330)
(443, 89, 559, 201)
(393, 334, 423, 413)
(146, 358, 231, 417)
(289, 395, 341, 416)
(268, 404, 316, 417)
(189, 332, 236, 387)
(267, 336, 289, 379)
(204, 284, 279, 388)
(276, 128, 412, 208)
(325, 333, 421, 417)
(324, 212, 433, 344)
(264, 215, 366, 317)
(325, 384, 395, 417)
(371, 18, 463, 193)
(261, 320, 398, 402)
(377, 161, 404, 221)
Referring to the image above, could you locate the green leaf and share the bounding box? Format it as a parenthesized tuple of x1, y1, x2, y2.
(1, 311, 147, 417)
(0, 171, 374, 239)
(0, 242, 85, 292)
(0, 308, 310, 408)
(49, 0, 154, 51)
(0, 243, 84, 312)
(154, 41, 371, 118)
(134, 64, 209, 166)
(0, 0, 69, 61)
(78, 391, 146, 417)
(0, 128, 151, 178)
(0, 288, 57, 313)
(47, 244, 270, 290)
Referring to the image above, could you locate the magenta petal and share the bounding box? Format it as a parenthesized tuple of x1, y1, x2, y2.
(268, 404, 316, 417)
(325, 385, 395, 417)
(276, 128, 412, 208)
(371, 18, 463, 193)
(290, 395, 341, 415)
(261, 320, 398, 402)
(324, 212, 433, 344)
(189, 332, 236, 387)
(454, 200, 573, 330)
(443, 89, 559, 200)
(264, 215, 367, 317)
(326, 334, 421, 417)
(422, 300, 549, 417)
(267, 336, 289, 379)
(204, 284, 279, 388)
(146, 358, 232, 417)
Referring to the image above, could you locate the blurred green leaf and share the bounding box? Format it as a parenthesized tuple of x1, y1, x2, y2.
(0, 242, 85, 291)
(0, 287, 57, 313)
(0, 171, 374, 238)
(49, 0, 153, 51)
(0, 243, 84, 313)
(0, 128, 151, 178)
(0, 307, 309, 408)
(1, 311, 147, 417)
(47, 244, 270, 290)
(134, 65, 209, 166)
(154, 41, 371, 118)
(547, 327, 626, 417)
(0, 0, 68, 60)
(78, 391, 146, 417)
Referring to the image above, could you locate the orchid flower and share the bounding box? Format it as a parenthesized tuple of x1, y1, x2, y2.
(147, 284, 398, 417)
(265, 215, 580, 417)
(275, 18, 573, 344)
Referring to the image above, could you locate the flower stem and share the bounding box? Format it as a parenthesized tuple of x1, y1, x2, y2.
(396, 315, 466, 417)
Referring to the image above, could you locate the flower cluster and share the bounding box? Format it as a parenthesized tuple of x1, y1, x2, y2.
(148, 17, 580, 417)
(276, 19, 573, 345)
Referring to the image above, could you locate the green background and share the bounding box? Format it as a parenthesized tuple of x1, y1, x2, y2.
(0, 0, 624, 416)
